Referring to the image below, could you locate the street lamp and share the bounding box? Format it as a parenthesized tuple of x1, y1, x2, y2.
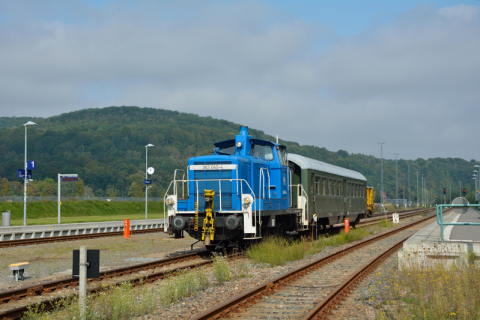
(145, 143, 154, 219)
(23, 121, 37, 226)
(474, 165, 480, 202)
(394, 153, 400, 208)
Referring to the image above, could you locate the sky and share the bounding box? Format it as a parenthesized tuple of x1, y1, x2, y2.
(1, 0, 479, 161)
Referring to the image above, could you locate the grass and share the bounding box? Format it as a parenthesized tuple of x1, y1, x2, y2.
(21, 255, 250, 320)
(212, 254, 231, 283)
(0, 200, 166, 225)
(373, 260, 480, 319)
(247, 227, 373, 267)
(22, 267, 209, 320)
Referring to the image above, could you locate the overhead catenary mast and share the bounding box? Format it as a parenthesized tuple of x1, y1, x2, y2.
(378, 142, 386, 207)
(394, 153, 400, 208)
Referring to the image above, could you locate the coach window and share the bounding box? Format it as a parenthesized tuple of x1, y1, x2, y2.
(252, 144, 274, 161)
(339, 183, 342, 196)
(315, 177, 321, 194)
(328, 179, 331, 195)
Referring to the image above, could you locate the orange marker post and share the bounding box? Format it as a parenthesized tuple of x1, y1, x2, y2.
(344, 218, 350, 234)
(124, 219, 130, 239)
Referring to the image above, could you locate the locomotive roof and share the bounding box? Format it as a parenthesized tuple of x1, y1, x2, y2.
(288, 154, 367, 182)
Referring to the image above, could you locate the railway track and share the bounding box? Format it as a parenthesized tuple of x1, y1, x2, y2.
(0, 209, 433, 319)
(0, 209, 428, 249)
(0, 249, 231, 320)
(356, 208, 428, 227)
(0, 227, 165, 249)
(191, 211, 440, 320)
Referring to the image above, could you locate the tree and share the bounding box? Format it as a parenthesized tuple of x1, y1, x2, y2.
(76, 178, 85, 196)
(107, 184, 117, 198)
(0, 177, 9, 196)
(128, 182, 144, 197)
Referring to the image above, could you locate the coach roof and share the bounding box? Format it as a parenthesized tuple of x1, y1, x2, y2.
(288, 154, 367, 182)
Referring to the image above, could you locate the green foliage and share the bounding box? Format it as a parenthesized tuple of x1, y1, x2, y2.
(0, 106, 477, 201)
(247, 237, 307, 266)
(212, 254, 231, 283)
(375, 262, 480, 319)
(247, 228, 373, 267)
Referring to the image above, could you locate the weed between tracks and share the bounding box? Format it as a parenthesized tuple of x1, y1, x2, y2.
(371, 259, 480, 319)
(247, 227, 372, 267)
(246, 216, 422, 267)
(22, 255, 251, 320)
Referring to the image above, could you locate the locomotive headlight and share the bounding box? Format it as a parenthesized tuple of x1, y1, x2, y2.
(236, 142, 242, 148)
(242, 197, 251, 204)
(166, 197, 175, 206)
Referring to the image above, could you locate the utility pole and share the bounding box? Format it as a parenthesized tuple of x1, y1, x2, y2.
(408, 163, 410, 207)
(394, 153, 400, 208)
(449, 184, 451, 203)
(416, 170, 419, 207)
(422, 174, 424, 207)
(378, 142, 386, 208)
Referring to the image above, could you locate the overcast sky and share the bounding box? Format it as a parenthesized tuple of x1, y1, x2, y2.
(1, 0, 479, 161)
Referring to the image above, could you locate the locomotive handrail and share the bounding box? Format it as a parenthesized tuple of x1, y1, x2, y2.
(259, 168, 271, 199)
(186, 165, 240, 196)
(164, 178, 257, 211)
(290, 184, 309, 227)
(173, 169, 186, 198)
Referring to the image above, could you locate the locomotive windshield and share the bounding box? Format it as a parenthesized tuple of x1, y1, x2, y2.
(252, 144, 274, 160)
(218, 145, 235, 155)
(278, 146, 287, 166)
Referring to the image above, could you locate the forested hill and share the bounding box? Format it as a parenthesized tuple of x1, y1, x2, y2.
(0, 106, 477, 202)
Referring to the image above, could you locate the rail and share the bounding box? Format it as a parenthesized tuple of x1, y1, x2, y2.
(436, 204, 480, 243)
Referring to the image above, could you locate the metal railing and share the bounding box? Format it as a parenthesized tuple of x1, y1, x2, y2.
(0, 196, 163, 203)
(436, 204, 480, 243)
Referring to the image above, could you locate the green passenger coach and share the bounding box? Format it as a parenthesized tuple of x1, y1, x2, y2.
(288, 154, 368, 230)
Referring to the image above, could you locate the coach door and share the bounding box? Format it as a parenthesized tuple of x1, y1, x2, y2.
(343, 179, 347, 215)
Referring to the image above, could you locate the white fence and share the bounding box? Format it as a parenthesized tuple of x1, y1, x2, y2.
(0, 196, 163, 203)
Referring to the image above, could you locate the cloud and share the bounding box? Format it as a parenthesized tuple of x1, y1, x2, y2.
(0, 1, 479, 161)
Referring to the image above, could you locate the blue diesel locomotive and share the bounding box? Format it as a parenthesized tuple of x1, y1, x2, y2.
(164, 127, 367, 249)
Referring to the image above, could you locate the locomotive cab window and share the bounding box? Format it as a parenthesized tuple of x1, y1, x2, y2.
(277, 146, 287, 166)
(218, 145, 235, 155)
(252, 144, 274, 160)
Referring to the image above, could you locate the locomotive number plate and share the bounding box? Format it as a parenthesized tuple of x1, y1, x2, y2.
(190, 164, 237, 171)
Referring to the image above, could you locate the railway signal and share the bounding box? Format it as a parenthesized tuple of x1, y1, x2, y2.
(463, 188, 466, 196)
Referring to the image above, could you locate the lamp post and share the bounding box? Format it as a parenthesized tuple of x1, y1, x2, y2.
(145, 143, 154, 219)
(475, 165, 480, 202)
(394, 153, 400, 208)
(23, 121, 37, 226)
